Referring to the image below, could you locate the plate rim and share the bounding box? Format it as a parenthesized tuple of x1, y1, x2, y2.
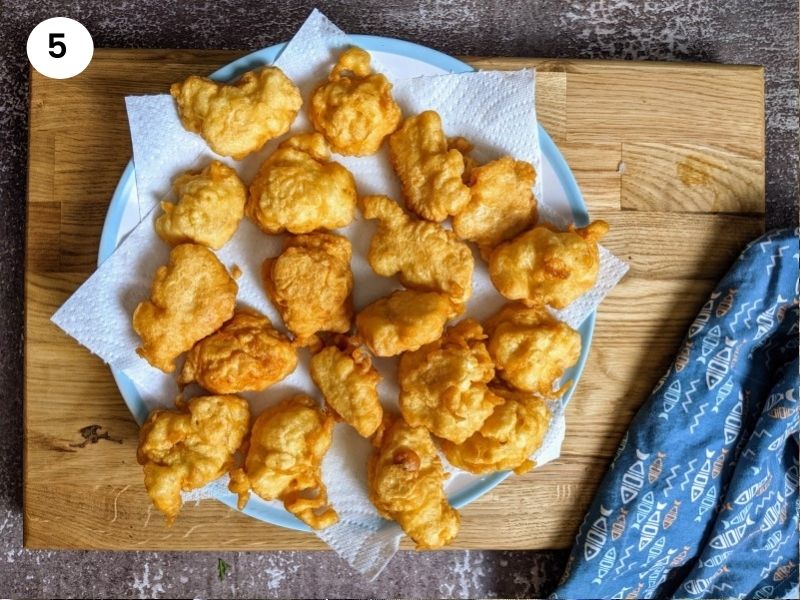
(99, 34, 596, 533)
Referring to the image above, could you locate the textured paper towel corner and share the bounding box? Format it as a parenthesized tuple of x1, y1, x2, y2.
(52, 9, 628, 579)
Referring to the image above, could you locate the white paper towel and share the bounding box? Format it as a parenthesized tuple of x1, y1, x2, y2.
(52, 9, 628, 578)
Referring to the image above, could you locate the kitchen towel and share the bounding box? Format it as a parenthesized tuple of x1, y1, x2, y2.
(552, 228, 799, 600)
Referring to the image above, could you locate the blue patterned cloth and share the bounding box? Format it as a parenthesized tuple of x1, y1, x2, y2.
(552, 229, 799, 600)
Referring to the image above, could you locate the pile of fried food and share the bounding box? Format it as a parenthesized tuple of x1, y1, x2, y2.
(133, 47, 608, 549)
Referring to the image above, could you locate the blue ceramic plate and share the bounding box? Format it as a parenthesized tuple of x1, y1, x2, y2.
(99, 35, 594, 532)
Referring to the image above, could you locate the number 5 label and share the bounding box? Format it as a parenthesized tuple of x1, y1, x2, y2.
(49, 33, 67, 58)
(27, 18, 93, 79)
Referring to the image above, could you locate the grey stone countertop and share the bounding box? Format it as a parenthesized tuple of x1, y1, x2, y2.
(1, 1, 797, 598)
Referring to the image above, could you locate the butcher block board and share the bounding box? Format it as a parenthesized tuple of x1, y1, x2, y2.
(24, 50, 765, 550)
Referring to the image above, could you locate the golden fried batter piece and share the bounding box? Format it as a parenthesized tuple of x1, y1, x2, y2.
(179, 309, 297, 394)
(229, 395, 338, 529)
(484, 304, 581, 395)
(453, 156, 538, 258)
(355, 289, 459, 357)
(137, 395, 250, 525)
(398, 319, 502, 444)
(489, 221, 609, 308)
(309, 47, 402, 156)
(310, 337, 383, 437)
(155, 161, 246, 250)
(440, 385, 550, 475)
(262, 233, 353, 340)
(388, 111, 471, 221)
(368, 416, 460, 549)
(246, 133, 357, 234)
(133, 244, 238, 373)
(361, 195, 474, 304)
(447, 137, 476, 181)
(170, 66, 301, 159)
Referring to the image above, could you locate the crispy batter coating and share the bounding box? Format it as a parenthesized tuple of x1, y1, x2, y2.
(368, 416, 460, 549)
(262, 233, 353, 340)
(484, 304, 581, 395)
(398, 319, 502, 443)
(309, 47, 402, 156)
(388, 111, 471, 222)
(179, 309, 297, 394)
(133, 244, 238, 372)
(310, 338, 383, 437)
(246, 133, 357, 234)
(447, 136, 476, 181)
(355, 289, 459, 357)
(489, 221, 609, 309)
(155, 161, 246, 250)
(453, 156, 538, 257)
(229, 395, 338, 529)
(137, 395, 250, 524)
(361, 195, 474, 305)
(440, 385, 550, 475)
(170, 66, 301, 159)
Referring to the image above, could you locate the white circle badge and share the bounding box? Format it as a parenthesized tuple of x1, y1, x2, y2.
(27, 17, 94, 79)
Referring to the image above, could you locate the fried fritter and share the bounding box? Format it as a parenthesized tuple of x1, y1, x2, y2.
(484, 304, 581, 395)
(355, 289, 459, 357)
(309, 47, 401, 156)
(361, 195, 474, 305)
(368, 416, 460, 549)
(453, 156, 538, 257)
(262, 233, 353, 340)
(310, 337, 383, 438)
(398, 319, 502, 444)
(246, 133, 357, 234)
(178, 309, 297, 394)
(229, 395, 338, 529)
(170, 66, 301, 159)
(388, 111, 471, 222)
(440, 385, 550, 475)
(447, 136, 476, 180)
(137, 394, 250, 524)
(488, 221, 609, 308)
(155, 161, 246, 250)
(133, 244, 238, 373)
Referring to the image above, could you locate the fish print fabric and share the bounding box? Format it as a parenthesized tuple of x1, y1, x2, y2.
(553, 229, 799, 600)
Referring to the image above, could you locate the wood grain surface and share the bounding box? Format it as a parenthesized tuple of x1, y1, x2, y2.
(24, 50, 765, 550)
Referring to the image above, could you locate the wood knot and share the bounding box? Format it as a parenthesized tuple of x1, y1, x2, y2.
(70, 424, 123, 448)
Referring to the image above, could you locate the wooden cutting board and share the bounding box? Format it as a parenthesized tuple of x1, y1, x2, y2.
(25, 50, 765, 550)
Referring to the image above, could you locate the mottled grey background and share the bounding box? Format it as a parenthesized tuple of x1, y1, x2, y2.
(1, 1, 797, 598)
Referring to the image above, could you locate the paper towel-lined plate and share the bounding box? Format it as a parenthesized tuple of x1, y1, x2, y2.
(99, 36, 595, 532)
